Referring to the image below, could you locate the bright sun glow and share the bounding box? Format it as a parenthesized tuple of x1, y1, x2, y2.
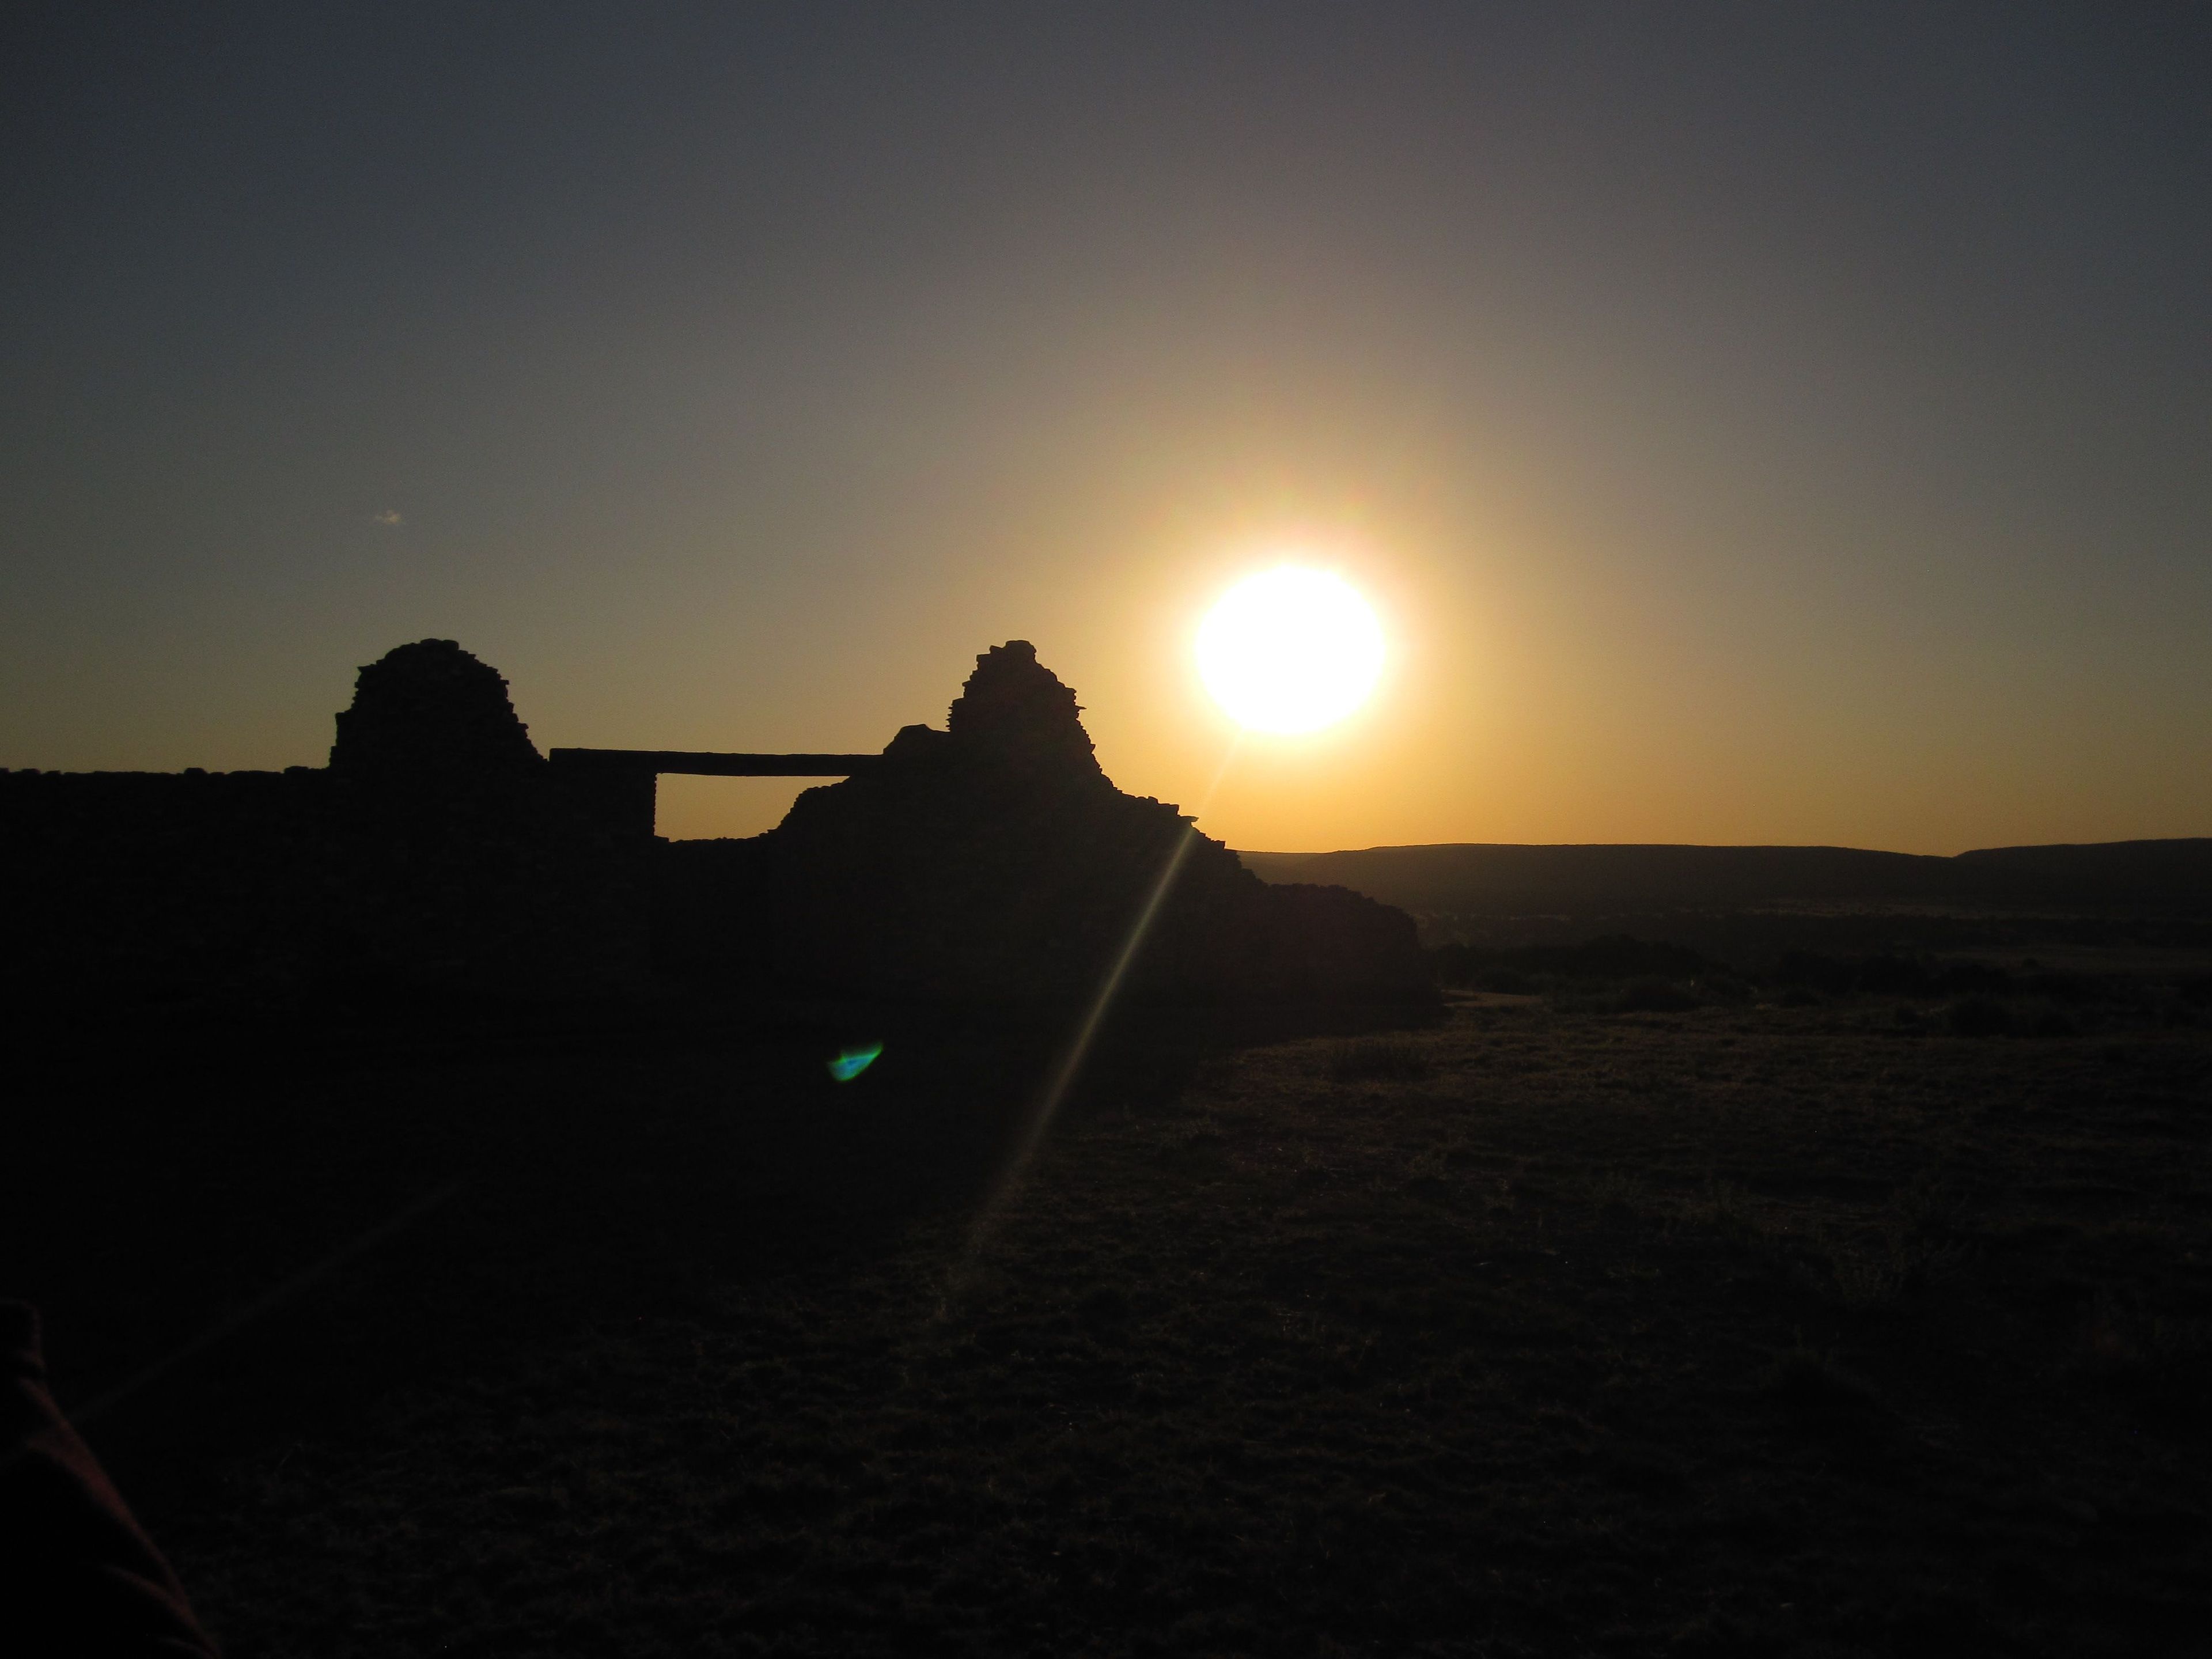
(1198, 567, 1385, 733)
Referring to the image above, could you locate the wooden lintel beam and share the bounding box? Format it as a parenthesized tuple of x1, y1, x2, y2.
(548, 748, 880, 778)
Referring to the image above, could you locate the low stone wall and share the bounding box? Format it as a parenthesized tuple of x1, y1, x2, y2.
(2, 767, 328, 1001)
(0, 762, 649, 1004)
(1, 642, 649, 1005)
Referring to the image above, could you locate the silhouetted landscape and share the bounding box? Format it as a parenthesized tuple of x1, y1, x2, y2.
(5, 638, 2209, 1656)
(2, 639, 1425, 1012)
(1243, 839, 2212, 941)
(9, 9, 2212, 1655)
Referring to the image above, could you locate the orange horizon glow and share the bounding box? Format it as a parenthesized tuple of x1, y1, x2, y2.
(11, 485, 2206, 861)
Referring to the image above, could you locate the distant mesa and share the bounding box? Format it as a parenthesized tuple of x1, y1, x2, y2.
(1239, 839, 2212, 935)
(1, 636, 1431, 1007)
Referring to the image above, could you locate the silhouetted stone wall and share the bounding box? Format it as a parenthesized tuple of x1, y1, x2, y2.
(1, 767, 327, 1001)
(654, 642, 1432, 1005)
(329, 639, 546, 788)
(4, 637, 1427, 1008)
(321, 641, 646, 996)
(2, 642, 645, 1004)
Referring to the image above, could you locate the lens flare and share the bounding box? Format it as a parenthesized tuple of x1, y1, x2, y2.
(827, 1041, 882, 1082)
(1198, 567, 1384, 733)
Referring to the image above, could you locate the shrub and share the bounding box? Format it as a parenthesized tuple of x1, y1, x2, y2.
(1948, 995, 2012, 1037)
(1774, 950, 1854, 995)
(1613, 976, 1702, 1013)
(1763, 1344, 1883, 1437)
(1944, 960, 2013, 996)
(1431, 935, 1717, 988)
(1855, 953, 1933, 997)
(1327, 1035, 1435, 1082)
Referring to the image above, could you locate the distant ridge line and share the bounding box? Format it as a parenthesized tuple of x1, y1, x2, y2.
(1240, 838, 2212, 857)
(1235, 838, 2212, 916)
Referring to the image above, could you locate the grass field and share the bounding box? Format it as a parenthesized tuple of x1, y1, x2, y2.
(12, 984, 2211, 1656)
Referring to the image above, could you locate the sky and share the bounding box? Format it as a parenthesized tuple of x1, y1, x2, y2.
(4, 3, 2208, 854)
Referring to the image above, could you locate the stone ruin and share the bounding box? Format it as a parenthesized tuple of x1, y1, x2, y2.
(323, 640, 644, 996)
(656, 641, 1431, 1004)
(2, 638, 1431, 1007)
(328, 638, 546, 791)
(1, 640, 642, 1003)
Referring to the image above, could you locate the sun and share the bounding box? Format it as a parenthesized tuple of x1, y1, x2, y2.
(1198, 567, 1385, 733)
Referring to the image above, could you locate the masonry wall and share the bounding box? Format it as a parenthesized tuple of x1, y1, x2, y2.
(2, 768, 327, 1002)
(1, 765, 647, 1005)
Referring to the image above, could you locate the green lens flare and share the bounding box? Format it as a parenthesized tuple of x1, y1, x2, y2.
(827, 1041, 883, 1082)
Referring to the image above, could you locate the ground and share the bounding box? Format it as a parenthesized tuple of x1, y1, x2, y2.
(9, 987, 2210, 1656)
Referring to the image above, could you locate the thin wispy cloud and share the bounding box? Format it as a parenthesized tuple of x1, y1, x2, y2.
(369, 509, 403, 527)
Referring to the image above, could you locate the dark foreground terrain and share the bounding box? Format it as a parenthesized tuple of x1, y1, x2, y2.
(9, 973, 2211, 1657)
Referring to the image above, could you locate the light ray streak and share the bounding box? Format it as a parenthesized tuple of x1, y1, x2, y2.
(67, 1179, 465, 1429)
(943, 741, 1240, 1308)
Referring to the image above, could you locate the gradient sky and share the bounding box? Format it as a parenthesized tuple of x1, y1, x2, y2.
(5, 4, 2207, 853)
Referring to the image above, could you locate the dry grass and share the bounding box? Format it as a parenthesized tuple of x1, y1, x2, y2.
(10, 990, 2212, 1656)
(1322, 1032, 1436, 1082)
